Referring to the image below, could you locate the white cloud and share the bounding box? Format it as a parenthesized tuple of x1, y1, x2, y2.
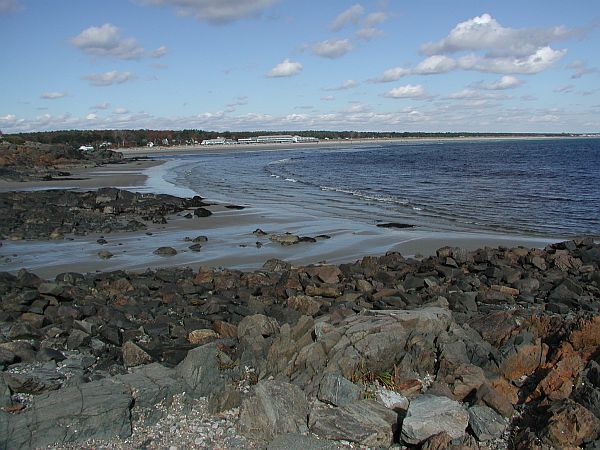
(568, 59, 598, 79)
(149, 45, 168, 58)
(421, 13, 573, 58)
(266, 59, 302, 77)
(356, 27, 383, 40)
(460, 46, 566, 74)
(324, 79, 358, 91)
(91, 102, 111, 110)
(480, 75, 522, 90)
(41, 92, 66, 100)
(384, 84, 426, 99)
(321, 95, 335, 101)
(446, 88, 509, 100)
(83, 71, 137, 86)
(312, 39, 353, 59)
(364, 12, 387, 27)
(113, 107, 129, 114)
(554, 85, 575, 94)
(0, 0, 21, 13)
(330, 4, 364, 31)
(86, 113, 97, 120)
(70, 23, 166, 60)
(372, 55, 456, 82)
(137, 0, 278, 24)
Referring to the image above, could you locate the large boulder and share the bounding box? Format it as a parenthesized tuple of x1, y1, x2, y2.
(238, 380, 309, 441)
(0, 379, 132, 449)
(308, 399, 398, 448)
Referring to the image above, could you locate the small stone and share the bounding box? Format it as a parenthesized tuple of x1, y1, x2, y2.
(153, 247, 177, 256)
(188, 329, 219, 345)
(188, 244, 203, 252)
(376, 388, 409, 412)
(98, 250, 113, 259)
(192, 235, 208, 243)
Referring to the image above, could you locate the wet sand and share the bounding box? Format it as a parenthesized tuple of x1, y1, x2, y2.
(0, 159, 163, 192)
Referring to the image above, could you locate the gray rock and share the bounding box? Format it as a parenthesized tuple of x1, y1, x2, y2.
(0, 376, 11, 407)
(269, 234, 300, 245)
(317, 374, 362, 407)
(1, 379, 132, 449)
(309, 399, 398, 448)
(468, 405, 507, 441)
(239, 380, 309, 441)
(376, 388, 409, 412)
(401, 395, 469, 445)
(3, 365, 65, 394)
(176, 342, 229, 398)
(267, 433, 339, 450)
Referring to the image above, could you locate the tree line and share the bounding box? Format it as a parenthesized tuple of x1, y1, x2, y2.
(1, 129, 574, 148)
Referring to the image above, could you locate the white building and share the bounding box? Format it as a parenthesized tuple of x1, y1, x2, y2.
(293, 135, 319, 143)
(256, 135, 295, 144)
(79, 145, 94, 151)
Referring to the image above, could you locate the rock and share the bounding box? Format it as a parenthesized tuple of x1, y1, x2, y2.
(239, 380, 309, 441)
(188, 244, 202, 252)
(267, 433, 339, 450)
(238, 314, 279, 340)
(192, 235, 208, 243)
(263, 259, 292, 272)
(401, 395, 469, 445)
(376, 222, 415, 229)
(122, 341, 153, 367)
(270, 234, 300, 245)
(376, 388, 409, 412)
(194, 207, 212, 217)
(542, 399, 600, 448)
(468, 405, 507, 441)
(254, 228, 268, 236)
(188, 329, 219, 345)
(176, 342, 230, 398)
(213, 320, 237, 338)
(288, 295, 322, 316)
(98, 250, 113, 259)
(153, 246, 177, 256)
(309, 400, 398, 448)
(3, 365, 65, 394)
(317, 374, 362, 407)
(1, 379, 132, 449)
(309, 265, 343, 284)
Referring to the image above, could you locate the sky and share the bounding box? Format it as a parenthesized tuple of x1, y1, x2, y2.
(1, 0, 599, 133)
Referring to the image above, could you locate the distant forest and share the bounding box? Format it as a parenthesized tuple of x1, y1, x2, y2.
(1, 129, 578, 148)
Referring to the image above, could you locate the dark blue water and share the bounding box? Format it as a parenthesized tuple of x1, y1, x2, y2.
(170, 138, 600, 238)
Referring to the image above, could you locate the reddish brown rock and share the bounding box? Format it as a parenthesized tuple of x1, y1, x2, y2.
(213, 320, 237, 338)
(542, 399, 600, 448)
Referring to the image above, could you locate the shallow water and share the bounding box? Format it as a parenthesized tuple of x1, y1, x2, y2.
(166, 138, 600, 238)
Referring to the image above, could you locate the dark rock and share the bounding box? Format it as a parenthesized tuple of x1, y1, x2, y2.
(98, 250, 113, 259)
(267, 433, 339, 450)
(468, 405, 507, 441)
(153, 246, 177, 256)
(188, 244, 203, 252)
(122, 341, 153, 367)
(376, 222, 415, 229)
(194, 207, 212, 217)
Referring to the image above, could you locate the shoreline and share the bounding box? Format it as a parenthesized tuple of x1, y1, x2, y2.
(0, 143, 583, 278)
(118, 134, 597, 158)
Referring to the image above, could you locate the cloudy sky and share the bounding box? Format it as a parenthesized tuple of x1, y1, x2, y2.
(1, 0, 599, 133)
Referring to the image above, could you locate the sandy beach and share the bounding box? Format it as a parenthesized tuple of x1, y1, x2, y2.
(117, 135, 592, 158)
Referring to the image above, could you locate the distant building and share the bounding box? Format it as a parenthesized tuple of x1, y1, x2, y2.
(293, 135, 319, 143)
(201, 137, 230, 145)
(238, 137, 258, 144)
(79, 145, 94, 151)
(256, 135, 295, 144)
(162, 138, 169, 146)
(147, 142, 154, 148)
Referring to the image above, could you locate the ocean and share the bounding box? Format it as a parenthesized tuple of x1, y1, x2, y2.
(166, 138, 600, 239)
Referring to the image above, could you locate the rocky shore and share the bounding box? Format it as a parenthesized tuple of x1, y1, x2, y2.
(1, 234, 599, 448)
(0, 141, 124, 182)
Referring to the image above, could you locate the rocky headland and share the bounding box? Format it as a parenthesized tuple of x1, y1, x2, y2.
(1, 235, 599, 449)
(0, 141, 124, 182)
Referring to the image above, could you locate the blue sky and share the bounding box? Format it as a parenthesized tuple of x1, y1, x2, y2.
(1, 0, 599, 133)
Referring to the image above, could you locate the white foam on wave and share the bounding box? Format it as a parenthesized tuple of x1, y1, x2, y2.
(284, 178, 297, 183)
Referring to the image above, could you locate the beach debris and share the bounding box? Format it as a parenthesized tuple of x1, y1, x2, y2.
(98, 250, 113, 259)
